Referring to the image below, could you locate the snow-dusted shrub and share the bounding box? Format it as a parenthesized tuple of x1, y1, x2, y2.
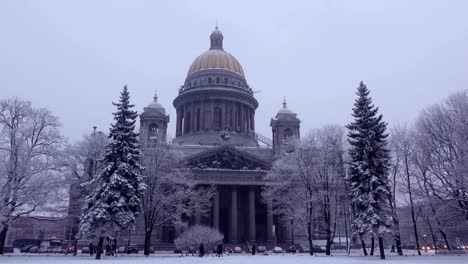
(174, 225, 223, 250)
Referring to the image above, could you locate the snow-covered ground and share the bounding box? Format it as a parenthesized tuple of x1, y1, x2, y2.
(2, 253, 468, 264)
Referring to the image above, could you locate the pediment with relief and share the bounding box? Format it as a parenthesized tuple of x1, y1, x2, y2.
(184, 145, 270, 170)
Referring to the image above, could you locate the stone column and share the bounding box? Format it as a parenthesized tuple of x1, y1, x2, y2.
(249, 187, 256, 242)
(266, 202, 274, 242)
(221, 100, 226, 129)
(240, 104, 244, 134)
(213, 190, 219, 229)
(231, 102, 235, 129)
(252, 111, 255, 131)
(177, 108, 182, 136)
(200, 100, 205, 131)
(211, 100, 215, 130)
(190, 102, 195, 133)
(230, 187, 238, 243)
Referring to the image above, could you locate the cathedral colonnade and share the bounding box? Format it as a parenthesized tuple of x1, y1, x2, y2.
(192, 185, 290, 244)
(175, 99, 255, 136)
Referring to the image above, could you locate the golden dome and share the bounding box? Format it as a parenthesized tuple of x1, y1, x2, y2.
(187, 49, 244, 77)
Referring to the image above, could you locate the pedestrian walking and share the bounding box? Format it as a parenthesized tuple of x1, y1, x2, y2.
(199, 243, 205, 257)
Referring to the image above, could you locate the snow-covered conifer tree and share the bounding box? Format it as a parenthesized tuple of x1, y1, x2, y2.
(78, 85, 145, 259)
(346, 81, 393, 260)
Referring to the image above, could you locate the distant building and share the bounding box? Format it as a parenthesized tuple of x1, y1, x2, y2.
(5, 216, 67, 248)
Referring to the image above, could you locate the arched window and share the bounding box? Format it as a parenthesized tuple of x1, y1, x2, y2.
(148, 124, 159, 141)
(216, 77, 220, 84)
(284, 128, 293, 139)
(224, 77, 228, 84)
(208, 77, 213, 84)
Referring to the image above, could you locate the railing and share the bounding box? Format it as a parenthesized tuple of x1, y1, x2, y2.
(249, 131, 273, 148)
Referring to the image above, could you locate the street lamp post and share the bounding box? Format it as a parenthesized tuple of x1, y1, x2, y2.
(289, 217, 295, 253)
(127, 229, 131, 254)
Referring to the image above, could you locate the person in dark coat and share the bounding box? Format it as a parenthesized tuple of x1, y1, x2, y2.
(251, 245, 256, 255)
(217, 243, 223, 257)
(199, 243, 205, 257)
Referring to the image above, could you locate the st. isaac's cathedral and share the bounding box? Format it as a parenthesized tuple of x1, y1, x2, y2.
(138, 27, 301, 248)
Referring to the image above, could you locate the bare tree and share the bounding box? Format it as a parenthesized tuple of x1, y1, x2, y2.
(263, 125, 345, 255)
(391, 124, 421, 255)
(0, 98, 65, 254)
(415, 91, 468, 221)
(60, 129, 107, 254)
(387, 134, 404, 255)
(141, 140, 214, 256)
(411, 133, 452, 250)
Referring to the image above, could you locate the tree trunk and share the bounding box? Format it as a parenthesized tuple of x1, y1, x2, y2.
(0, 226, 8, 255)
(395, 237, 403, 256)
(89, 243, 94, 255)
(426, 218, 437, 254)
(439, 229, 451, 250)
(407, 173, 421, 255)
(370, 237, 375, 255)
(343, 203, 349, 251)
(378, 237, 385, 260)
(307, 223, 314, 255)
(325, 237, 332, 256)
(144, 230, 152, 256)
(361, 239, 368, 256)
(96, 236, 104, 260)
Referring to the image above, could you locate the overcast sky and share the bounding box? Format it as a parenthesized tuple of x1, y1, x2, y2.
(1, 1, 467, 142)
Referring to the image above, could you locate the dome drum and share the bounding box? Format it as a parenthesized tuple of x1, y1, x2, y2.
(181, 68, 250, 94)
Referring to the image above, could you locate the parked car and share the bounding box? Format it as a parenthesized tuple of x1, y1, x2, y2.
(67, 246, 76, 253)
(286, 245, 296, 253)
(224, 247, 233, 253)
(233, 246, 242, 253)
(332, 244, 347, 250)
(257, 246, 266, 253)
(174, 248, 182, 254)
(81, 247, 90, 254)
(117, 246, 139, 254)
(29, 246, 39, 253)
(20, 245, 34, 253)
(52, 247, 64, 254)
(312, 245, 325, 253)
(38, 247, 48, 254)
(272, 247, 283, 253)
(3, 246, 14, 253)
(149, 247, 155, 254)
(129, 247, 139, 254)
(117, 246, 126, 254)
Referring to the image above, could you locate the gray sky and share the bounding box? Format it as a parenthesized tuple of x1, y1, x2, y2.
(2, 0, 467, 142)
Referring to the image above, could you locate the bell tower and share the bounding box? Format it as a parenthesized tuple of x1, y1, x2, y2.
(140, 92, 169, 145)
(270, 98, 300, 151)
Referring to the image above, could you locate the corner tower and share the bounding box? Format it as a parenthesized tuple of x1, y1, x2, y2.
(173, 27, 258, 147)
(140, 92, 169, 145)
(270, 98, 301, 151)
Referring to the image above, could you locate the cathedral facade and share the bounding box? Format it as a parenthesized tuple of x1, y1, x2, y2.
(138, 27, 301, 247)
